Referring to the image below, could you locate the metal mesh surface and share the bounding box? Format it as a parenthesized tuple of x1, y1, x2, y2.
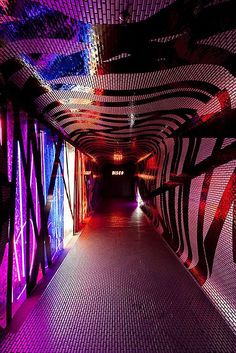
(0, 199, 236, 353)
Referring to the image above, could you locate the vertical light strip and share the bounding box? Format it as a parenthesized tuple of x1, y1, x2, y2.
(55, 143, 58, 253)
(13, 238, 21, 283)
(136, 187, 144, 206)
(34, 123, 38, 149)
(29, 220, 36, 275)
(16, 285, 26, 301)
(29, 147, 35, 274)
(7, 107, 12, 182)
(34, 123, 39, 230)
(17, 142, 25, 277)
(130, 113, 135, 128)
(40, 130, 46, 201)
(30, 152, 33, 186)
(79, 152, 82, 223)
(35, 163, 39, 233)
(55, 168, 58, 253)
(79, 153, 83, 222)
(39, 130, 47, 264)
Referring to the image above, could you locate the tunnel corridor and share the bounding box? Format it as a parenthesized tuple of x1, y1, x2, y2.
(1, 1, 236, 352)
(1, 199, 236, 353)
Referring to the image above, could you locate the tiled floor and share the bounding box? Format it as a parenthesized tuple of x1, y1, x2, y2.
(0, 199, 236, 353)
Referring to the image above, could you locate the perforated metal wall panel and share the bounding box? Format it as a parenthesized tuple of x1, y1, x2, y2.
(1, 0, 236, 163)
(137, 137, 236, 331)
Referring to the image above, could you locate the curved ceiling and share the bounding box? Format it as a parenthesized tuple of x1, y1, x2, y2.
(0, 0, 235, 163)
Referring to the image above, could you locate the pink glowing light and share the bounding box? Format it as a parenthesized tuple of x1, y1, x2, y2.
(29, 152, 37, 274)
(0, 243, 9, 328)
(40, 131, 47, 200)
(13, 238, 21, 282)
(29, 219, 36, 274)
(30, 153, 33, 185)
(17, 142, 25, 278)
(7, 106, 13, 182)
(0, 0, 9, 11)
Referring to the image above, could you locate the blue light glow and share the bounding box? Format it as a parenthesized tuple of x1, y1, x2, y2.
(37, 51, 90, 80)
(43, 130, 64, 260)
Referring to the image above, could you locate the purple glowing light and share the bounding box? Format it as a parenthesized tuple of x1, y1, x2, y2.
(17, 142, 26, 278)
(16, 285, 26, 301)
(0, 243, 9, 328)
(7, 104, 13, 182)
(12, 138, 27, 312)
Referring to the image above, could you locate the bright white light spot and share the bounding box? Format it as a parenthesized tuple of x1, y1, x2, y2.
(130, 113, 135, 128)
(114, 152, 123, 161)
(112, 171, 124, 175)
(136, 188, 144, 206)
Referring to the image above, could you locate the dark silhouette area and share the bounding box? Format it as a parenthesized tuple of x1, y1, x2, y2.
(101, 163, 136, 200)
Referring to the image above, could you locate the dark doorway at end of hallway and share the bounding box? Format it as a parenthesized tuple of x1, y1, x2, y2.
(101, 162, 136, 200)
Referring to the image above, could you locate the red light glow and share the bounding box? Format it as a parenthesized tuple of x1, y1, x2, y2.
(114, 152, 123, 161)
(136, 173, 155, 180)
(83, 171, 91, 175)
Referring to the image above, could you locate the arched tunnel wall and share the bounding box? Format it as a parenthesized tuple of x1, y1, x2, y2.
(0, 0, 236, 346)
(0, 100, 236, 334)
(137, 137, 236, 330)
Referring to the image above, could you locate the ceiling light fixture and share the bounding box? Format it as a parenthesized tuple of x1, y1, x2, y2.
(130, 113, 135, 128)
(114, 152, 123, 161)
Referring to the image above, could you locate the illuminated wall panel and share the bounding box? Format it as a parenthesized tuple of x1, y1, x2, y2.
(43, 131, 64, 262)
(64, 142, 75, 245)
(29, 140, 42, 284)
(0, 105, 7, 328)
(11, 140, 27, 316)
(0, 101, 98, 328)
(81, 154, 88, 221)
(74, 151, 100, 233)
(74, 150, 89, 230)
(74, 150, 82, 233)
(0, 105, 8, 328)
(0, 246, 8, 328)
(6, 102, 13, 182)
(137, 137, 236, 330)
(0, 97, 102, 328)
(11, 112, 29, 316)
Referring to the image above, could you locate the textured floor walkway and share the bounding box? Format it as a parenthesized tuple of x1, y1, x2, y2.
(1, 199, 236, 353)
